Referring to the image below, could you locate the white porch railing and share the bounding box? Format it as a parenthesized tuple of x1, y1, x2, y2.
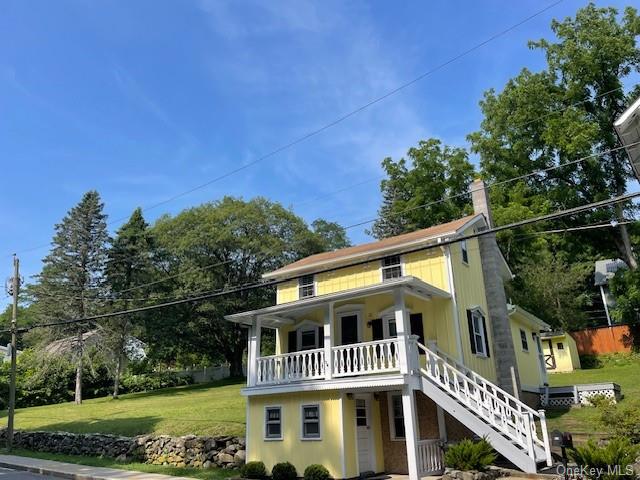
(417, 439, 444, 476)
(253, 338, 401, 385)
(332, 338, 400, 377)
(255, 348, 325, 385)
(416, 341, 552, 467)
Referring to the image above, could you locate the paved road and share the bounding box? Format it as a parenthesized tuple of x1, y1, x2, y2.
(0, 466, 64, 480)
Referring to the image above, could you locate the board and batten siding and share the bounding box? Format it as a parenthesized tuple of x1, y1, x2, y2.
(449, 229, 497, 381)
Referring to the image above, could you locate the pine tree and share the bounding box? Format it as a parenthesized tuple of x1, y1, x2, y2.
(33, 191, 109, 404)
(104, 208, 153, 398)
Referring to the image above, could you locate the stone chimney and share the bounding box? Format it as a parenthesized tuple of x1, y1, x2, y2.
(471, 179, 520, 395)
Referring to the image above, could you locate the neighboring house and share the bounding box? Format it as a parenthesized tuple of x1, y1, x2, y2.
(225, 180, 552, 479)
(0, 344, 21, 362)
(594, 258, 626, 326)
(541, 331, 581, 373)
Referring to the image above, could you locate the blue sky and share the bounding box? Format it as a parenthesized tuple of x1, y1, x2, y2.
(0, 0, 635, 289)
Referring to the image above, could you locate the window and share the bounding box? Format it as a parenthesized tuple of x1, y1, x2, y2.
(390, 394, 405, 439)
(557, 342, 564, 350)
(298, 275, 315, 298)
(356, 399, 367, 427)
(461, 240, 469, 264)
(265, 407, 282, 440)
(301, 404, 320, 439)
(381, 255, 402, 281)
(299, 326, 318, 350)
(520, 329, 529, 351)
(467, 309, 488, 357)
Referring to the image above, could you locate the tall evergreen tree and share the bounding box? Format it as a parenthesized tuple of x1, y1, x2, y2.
(104, 208, 153, 398)
(33, 191, 109, 404)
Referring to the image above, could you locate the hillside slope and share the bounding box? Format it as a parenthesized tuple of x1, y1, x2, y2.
(0, 378, 246, 437)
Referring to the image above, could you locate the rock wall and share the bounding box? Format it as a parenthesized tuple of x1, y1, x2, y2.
(0, 429, 245, 469)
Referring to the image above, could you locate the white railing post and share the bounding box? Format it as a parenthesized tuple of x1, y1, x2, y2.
(538, 409, 552, 466)
(394, 288, 411, 375)
(324, 302, 333, 380)
(524, 411, 535, 460)
(248, 316, 261, 386)
(402, 385, 421, 480)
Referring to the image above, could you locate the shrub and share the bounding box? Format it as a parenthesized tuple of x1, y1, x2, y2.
(444, 438, 496, 471)
(241, 461, 267, 479)
(570, 438, 638, 480)
(586, 393, 613, 408)
(272, 462, 297, 480)
(120, 372, 193, 393)
(303, 464, 331, 480)
(598, 399, 640, 443)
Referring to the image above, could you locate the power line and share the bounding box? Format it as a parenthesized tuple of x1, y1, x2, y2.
(511, 219, 636, 239)
(7, 1, 563, 259)
(7, 189, 638, 335)
(342, 141, 640, 230)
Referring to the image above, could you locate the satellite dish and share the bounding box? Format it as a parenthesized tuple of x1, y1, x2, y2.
(614, 95, 640, 181)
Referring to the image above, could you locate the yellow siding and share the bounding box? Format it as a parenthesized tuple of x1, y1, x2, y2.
(247, 391, 347, 478)
(509, 315, 543, 388)
(275, 250, 451, 304)
(542, 335, 581, 373)
(449, 230, 497, 381)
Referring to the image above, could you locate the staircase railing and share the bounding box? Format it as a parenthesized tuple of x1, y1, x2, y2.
(415, 341, 551, 466)
(417, 439, 444, 476)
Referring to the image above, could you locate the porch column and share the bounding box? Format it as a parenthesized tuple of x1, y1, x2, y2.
(324, 302, 334, 380)
(394, 288, 411, 374)
(402, 385, 421, 480)
(248, 316, 261, 386)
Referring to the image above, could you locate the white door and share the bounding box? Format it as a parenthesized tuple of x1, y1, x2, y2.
(356, 398, 373, 474)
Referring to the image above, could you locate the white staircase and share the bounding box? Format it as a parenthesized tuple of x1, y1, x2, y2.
(414, 342, 552, 473)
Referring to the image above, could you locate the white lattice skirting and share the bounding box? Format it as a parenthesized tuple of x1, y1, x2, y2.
(540, 383, 621, 407)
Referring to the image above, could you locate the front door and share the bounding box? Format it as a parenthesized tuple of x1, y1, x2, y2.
(340, 314, 359, 345)
(356, 398, 373, 474)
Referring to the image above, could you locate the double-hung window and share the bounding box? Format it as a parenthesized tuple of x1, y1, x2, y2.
(298, 274, 315, 299)
(467, 309, 488, 357)
(301, 404, 320, 439)
(390, 394, 405, 439)
(265, 406, 282, 440)
(381, 255, 402, 281)
(520, 329, 529, 351)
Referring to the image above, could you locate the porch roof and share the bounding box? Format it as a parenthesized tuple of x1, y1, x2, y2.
(224, 276, 450, 327)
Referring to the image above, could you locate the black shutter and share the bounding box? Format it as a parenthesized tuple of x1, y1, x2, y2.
(371, 318, 383, 341)
(318, 326, 324, 348)
(481, 315, 491, 357)
(410, 313, 425, 352)
(466, 309, 476, 354)
(288, 330, 297, 353)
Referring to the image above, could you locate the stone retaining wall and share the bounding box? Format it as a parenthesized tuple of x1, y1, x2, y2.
(0, 429, 246, 469)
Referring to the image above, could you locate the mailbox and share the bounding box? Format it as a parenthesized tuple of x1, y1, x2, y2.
(551, 430, 573, 448)
(562, 432, 573, 449)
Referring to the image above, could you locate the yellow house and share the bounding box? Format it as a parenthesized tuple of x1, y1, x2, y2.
(225, 181, 552, 479)
(541, 332, 581, 373)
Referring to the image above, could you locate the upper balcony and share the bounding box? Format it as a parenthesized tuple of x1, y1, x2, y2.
(225, 276, 451, 393)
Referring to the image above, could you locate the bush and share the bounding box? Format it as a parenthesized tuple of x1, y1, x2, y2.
(241, 461, 267, 479)
(272, 462, 297, 480)
(120, 372, 193, 393)
(570, 438, 638, 480)
(586, 393, 613, 408)
(598, 399, 640, 443)
(303, 464, 331, 480)
(444, 438, 496, 471)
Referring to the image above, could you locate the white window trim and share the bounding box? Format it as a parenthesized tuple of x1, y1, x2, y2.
(520, 328, 529, 352)
(387, 392, 405, 441)
(461, 239, 469, 266)
(295, 319, 321, 351)
(469, 307, 488, 358)
(264, 405, 283, 441)
(298, 275, 317, 300)
(380, 254, 405, 282)
(337, 310, 362, 345)
(300, 403, 322, 441)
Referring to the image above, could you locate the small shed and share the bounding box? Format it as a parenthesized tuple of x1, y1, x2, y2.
(541, 331, 581, 373)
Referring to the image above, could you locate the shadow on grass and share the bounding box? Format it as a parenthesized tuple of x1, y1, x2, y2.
(30, 415, 162, 436)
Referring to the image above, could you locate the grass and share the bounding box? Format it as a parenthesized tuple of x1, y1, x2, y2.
(0, 378, 246, 437)
(544, 355, 640, 440)
(5, 448, 238, 480)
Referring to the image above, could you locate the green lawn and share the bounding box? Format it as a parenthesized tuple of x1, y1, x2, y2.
(544, 357, 640, 441)
(5, 448, 238, 480)
(0, 378, 246, 437)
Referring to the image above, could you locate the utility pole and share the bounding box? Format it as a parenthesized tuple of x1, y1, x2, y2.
(6, 255, 20, 451)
